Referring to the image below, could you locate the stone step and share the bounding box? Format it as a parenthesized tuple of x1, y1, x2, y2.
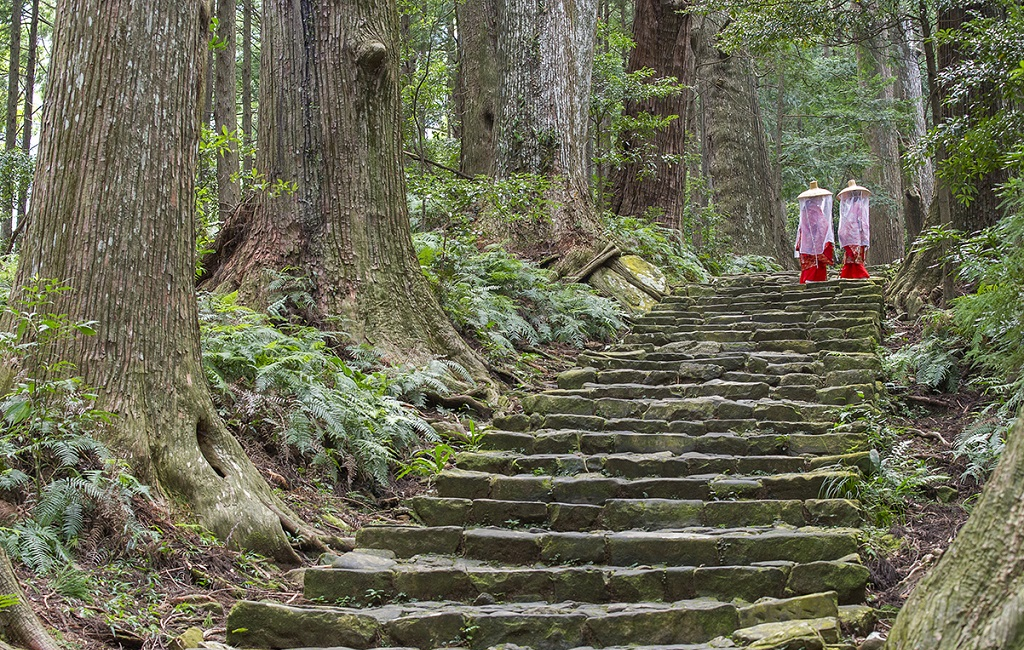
(305, 553, 869, 606)
(480, 429, 870, 458)
(545, 380, 875, 405)
(492, 411, 850, 436)
(354, 525, 860, 568)
(407, 496, 863, 530)
(622, 334, 876, 355)
(433, 469, 858, 504)
(227, 591, 842, 649)
(520, 394, 841, 424)
(451, 450, 873, 479)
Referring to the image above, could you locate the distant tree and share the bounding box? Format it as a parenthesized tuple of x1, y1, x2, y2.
(4, 0, 318, 564)
(215, 0, 241, 212)
(488, 0, 604, 270)
(2, 0, 21, 243)
(455, 0, 499, 177)
(611, 0, 697, 233)
(694, 12, 792, 263)
(203, 0, 490, 378)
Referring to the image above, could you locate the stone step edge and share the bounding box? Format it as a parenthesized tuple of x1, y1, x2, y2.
(226, 591, 843, 650)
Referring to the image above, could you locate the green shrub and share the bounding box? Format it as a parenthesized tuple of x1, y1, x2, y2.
(0, 279, 151, 576)
(602, 213, 712, 283)
(721, 255, 784, 275)
(414, 232, 624, 361)
(198, 292, 452, 486)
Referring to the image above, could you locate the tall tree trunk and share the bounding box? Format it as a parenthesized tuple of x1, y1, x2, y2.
(15, 0, 38, 223)
(885, 414, 1024, 649)
(893, 18, 933, 244)
(455, 0, 499, 177)
(5, 0, 316, 564)
(695, 13, 791, 264)
(2, 0, 21, 243)
(215, 0, 241, 212)
(203, 0, 490, 380)
(611, 0, 696, 234)
(889, 1, 1004, 312)
(490, 0, 603, 268)
(241, 0, 254, 173)
(855, 7, 906, 264)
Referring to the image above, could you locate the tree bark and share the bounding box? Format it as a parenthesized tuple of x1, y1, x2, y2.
(2, 0, 21, 243)
(694, 13, 791, 264)
(490, 0, 603, 267)
(203, 0, 491, 380)
(215, 0, 241, 212)
(15, 0, 38, 223)
(855, 8, 906, 264)
(455, 0, 499, 177)
(241, 0, 254, 173)
(886, 414, 1024, 649)
(893, 17, 933, 244)
(611, 0, 697, 234)
(0, 549, 60, 650)
(5, 0, 313, 565)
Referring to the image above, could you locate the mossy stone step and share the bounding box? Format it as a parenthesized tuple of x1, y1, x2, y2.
(304, 554, 868, 607)
(353, 525, 859, 569)
(480, 429, 869, 458)
(451, 450, 852, 479)
(230, 594, 833, 649)
(407, 496, 863, 531)
(434, 469, 858, 503)
(521, 394, 840, 423)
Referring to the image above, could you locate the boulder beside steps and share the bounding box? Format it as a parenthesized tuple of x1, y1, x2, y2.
(227, 274, 885, 650)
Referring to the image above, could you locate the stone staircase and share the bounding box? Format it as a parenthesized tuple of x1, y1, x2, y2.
(228, 274, 884, 650)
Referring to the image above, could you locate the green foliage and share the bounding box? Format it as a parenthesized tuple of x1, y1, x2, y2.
(590, 19, 688, 201)
(884, 332, 962, 393)
(398, 0, 459, 175)
(926, 0, 1024, 204)
(721, 255, 785, 275)
(603, 213, 712, 283)
(198, 292, 452, 486)
(414, 231, 624, 361)
(0, 280, 151, 576)
(824, 417, 946, 527)
(952, 414, 1008, 485)
(396, 442, 455, 479)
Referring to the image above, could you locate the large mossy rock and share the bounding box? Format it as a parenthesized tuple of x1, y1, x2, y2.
(609, 254, 670, 297)
(589, 266, 658, 314)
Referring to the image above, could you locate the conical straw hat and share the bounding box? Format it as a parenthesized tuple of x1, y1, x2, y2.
(837, 179, 872, 197)
(797, 180, 833, 199)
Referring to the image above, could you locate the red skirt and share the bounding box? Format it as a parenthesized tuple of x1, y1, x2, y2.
(840, 245, 870, 279)
(799, 242, 834, 284)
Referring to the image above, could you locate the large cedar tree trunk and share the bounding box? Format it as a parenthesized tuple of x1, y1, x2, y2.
(695, 14, 791, 265)
(204, 0, 489, 378)
(15, 0, 38, 223)
(455, 0, 499, 177)
(241, 0, 254, 173)
(490, 0, 603, 267)
(856, 11, 906, 264)
(611, 0, 696, 233)
(886, 414, 1024, 649)
(5, 1, 314, 564)
(215, 0, 241, 212)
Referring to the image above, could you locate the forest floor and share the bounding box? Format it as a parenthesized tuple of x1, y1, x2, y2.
(22, 300, 990, 650)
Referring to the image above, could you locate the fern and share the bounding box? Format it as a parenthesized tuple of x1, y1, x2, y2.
(414, 232, 624, 361)
(199, 292, 447, 487)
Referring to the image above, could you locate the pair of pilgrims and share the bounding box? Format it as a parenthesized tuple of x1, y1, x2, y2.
(794, 180, 871, 283)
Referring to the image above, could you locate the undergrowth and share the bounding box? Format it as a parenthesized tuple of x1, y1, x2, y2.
(414, 232, 624, 362)
(198, 291, 457, 488)
(0, 280, 153, 581)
